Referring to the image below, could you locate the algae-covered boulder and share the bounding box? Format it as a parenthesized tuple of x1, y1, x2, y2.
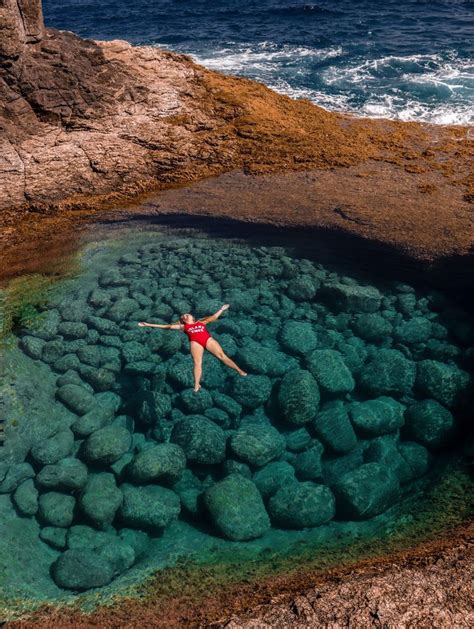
(125, 443, 186, 485)
(322, 283, 382, 313)
(394, 317, 432, 344)
(42, 340, 65, 364)
(38, 492, 76, 528)
(56, 384, 95, 415)
(119, 483, 180, 532)
(278, 369, 320, 425)
(351, 313, 392, 342)
(293, 441, 325, 480)
(20, 335, 46, 360)
(333, 462, 400, 519)
(57, 321, 88, 339)
(36, 457, 88, 491)
(416, 360, 471, 408)
(80, 366, 116, 392)
(178, 388, 214, 414)
(82, 426, 132, 465)
(167, 355, 195, 389)
(30, 429, 74, 466)
(40, 526, 68, 550)
(363, 435, 412, 484)
(322, 446, 365, 487)
(0, 463, 35, 493)
(212, 391, 242, 419)
(52, 549, 115, 590)
(231, 375, 272, 408)
(404, 399, 455, 449)
(71, 403, 115, 437)
(252, 461, 296, 499)
(236, 343, 294, 376)
(313, 401, 357, 454)
(204, 474, 270, 541)
(230, 423, 285, 467)
(137, 391, 172, 425)
(278, 321, 318, 356)
(268, 482, 335, 529)
(24, 309, 60, 340)
(287, 275, 319, 301)
(171, 416, 226, 464)
(349, 397, 405, 436)
(80, 473, 123, 529)
(107, 299, 139, 322)
(398, 441, 431, 478)
(359, 349, 416, 397)
(12, 479, 38, 517)
(284, 427, 312, 453)
(306, 349, 355, 396)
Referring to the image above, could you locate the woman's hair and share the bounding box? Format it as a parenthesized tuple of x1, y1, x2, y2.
(179, 314, 188, 324)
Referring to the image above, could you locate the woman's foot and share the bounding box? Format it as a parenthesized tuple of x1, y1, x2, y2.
(238, 370, 248, 376)
(194, 383, 202, 393)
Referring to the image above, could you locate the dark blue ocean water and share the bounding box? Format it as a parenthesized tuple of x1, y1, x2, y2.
(43, 0, 474, 123)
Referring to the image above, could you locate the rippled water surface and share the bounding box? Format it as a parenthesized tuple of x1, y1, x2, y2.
(43, 0, 474, 123)
(1, 225, 472, 606)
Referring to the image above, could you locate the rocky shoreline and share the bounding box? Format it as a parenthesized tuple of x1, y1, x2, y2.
(1, 1, 473, 626)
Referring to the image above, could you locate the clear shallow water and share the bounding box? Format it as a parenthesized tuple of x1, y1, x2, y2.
(42, 0, 474, 124)
(0, 225, 473, 602)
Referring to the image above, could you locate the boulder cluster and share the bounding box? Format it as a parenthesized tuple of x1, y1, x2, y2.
(3, 235, 472, 591)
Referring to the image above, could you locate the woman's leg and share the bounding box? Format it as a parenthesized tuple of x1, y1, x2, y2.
(190, 341, 205, 392)
(206, 338, 247, 376)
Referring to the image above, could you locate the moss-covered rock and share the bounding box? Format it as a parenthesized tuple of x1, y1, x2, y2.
(20, 336, 46, 360)
(71, 403, 115, 437)
(236, 342, 294, 376)
(322, 446, 365, 486)
(0, 463, 35, 494)
(363, 435, 412, 484)
(333, 462, 400, 519)
(416, 360, 471, 408)
(41, 340, 65, 364)
(52, 549, 115, 590)
(404, 399, 455, 449)
(230, 423, 285, 467)
(137, 391, 172, 426)
(39, 526, 68, 550)
(125, 443, 186, 485)
(278, 369, 320, 425)
(398, 441, 431, 478)
(394, 316, 432, 344)
(82, 426, 132, 466)
(178, 388, 214, 414)
(287, 275, 319, 301)
(359, 349, 416, 397)
(212, 391, 242, 419)
(171, 416, 226, 465)
(204, 474, 270, 541)
(36, 457, 88, 491)
(268, 482, 335, 529)
(322, 283, 382, 313)
(349, 397, 405, 436)
(57, 322, 88, 339)
(79, 472, 123, 529)
(119, 483, 180, 532)
(284, 427, 312, 452)
(38, 492, 76, 528)
(306, 349, 355, 396)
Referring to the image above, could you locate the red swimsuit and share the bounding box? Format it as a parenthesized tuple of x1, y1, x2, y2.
(183, 321, 211, 348)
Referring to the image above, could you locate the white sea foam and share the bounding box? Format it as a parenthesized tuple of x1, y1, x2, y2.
(170, 42, 474, 125)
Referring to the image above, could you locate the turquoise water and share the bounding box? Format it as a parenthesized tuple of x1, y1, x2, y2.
(0, 225, 472, 605)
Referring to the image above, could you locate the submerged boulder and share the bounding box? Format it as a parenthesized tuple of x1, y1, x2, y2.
(333, 462, 400, 519)
(313, 401, 357, 454)
(38, 492, 76, 528)
(416, 360, 471, 408)
(278, 321, 318, 356)
(56, 384, 95, 415)
(394, 317, 432, 344)
(351, 313, 392, 342)
(404, 399, 455, 449)
(236, 343, 294, 376)
(230, 423, 285, 467)
(306, 349, 355, 396)
(287, 275, 319, 301)
(293, 441, 325, 480)
(204, 474, 270, 541)
(36, 457, 88, 491)
(171, 416, 226, 465)
(268, 482, 335, 529)
(252, 461, 296, 499)
(278, 369, 320, 425)
(52, 549, 115, 590)
(349, 397, 405, 436)
(0, 463, 35, 494)
(231, 375, 272, 408)
(12, 479, 38, 517)
(125, 443, 186, 485)
(359, 349, 416, 397)
(79, 473, 123, 529)
(82, 426, 132, 465)
(119, 484, 180, 532)
(322, 283, 382, 313)
(30, 429, 74, 466)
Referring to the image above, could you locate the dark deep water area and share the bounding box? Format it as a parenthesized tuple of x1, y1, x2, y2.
(0, 221, 472, 614)
(42, 0, 474, 123)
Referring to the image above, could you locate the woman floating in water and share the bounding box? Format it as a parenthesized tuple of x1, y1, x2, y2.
(138, 304, 247, 392)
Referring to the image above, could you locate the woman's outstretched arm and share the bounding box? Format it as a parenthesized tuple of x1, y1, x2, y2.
(138, 322, 183, 330)
(200, 304, 230, 324)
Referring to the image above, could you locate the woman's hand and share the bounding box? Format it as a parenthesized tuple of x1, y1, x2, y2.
(220, 304, 230, 311)
(138, 322, 149, 327)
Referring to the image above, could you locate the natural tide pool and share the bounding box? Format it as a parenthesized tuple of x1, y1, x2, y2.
(0, 223, 473, 617)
